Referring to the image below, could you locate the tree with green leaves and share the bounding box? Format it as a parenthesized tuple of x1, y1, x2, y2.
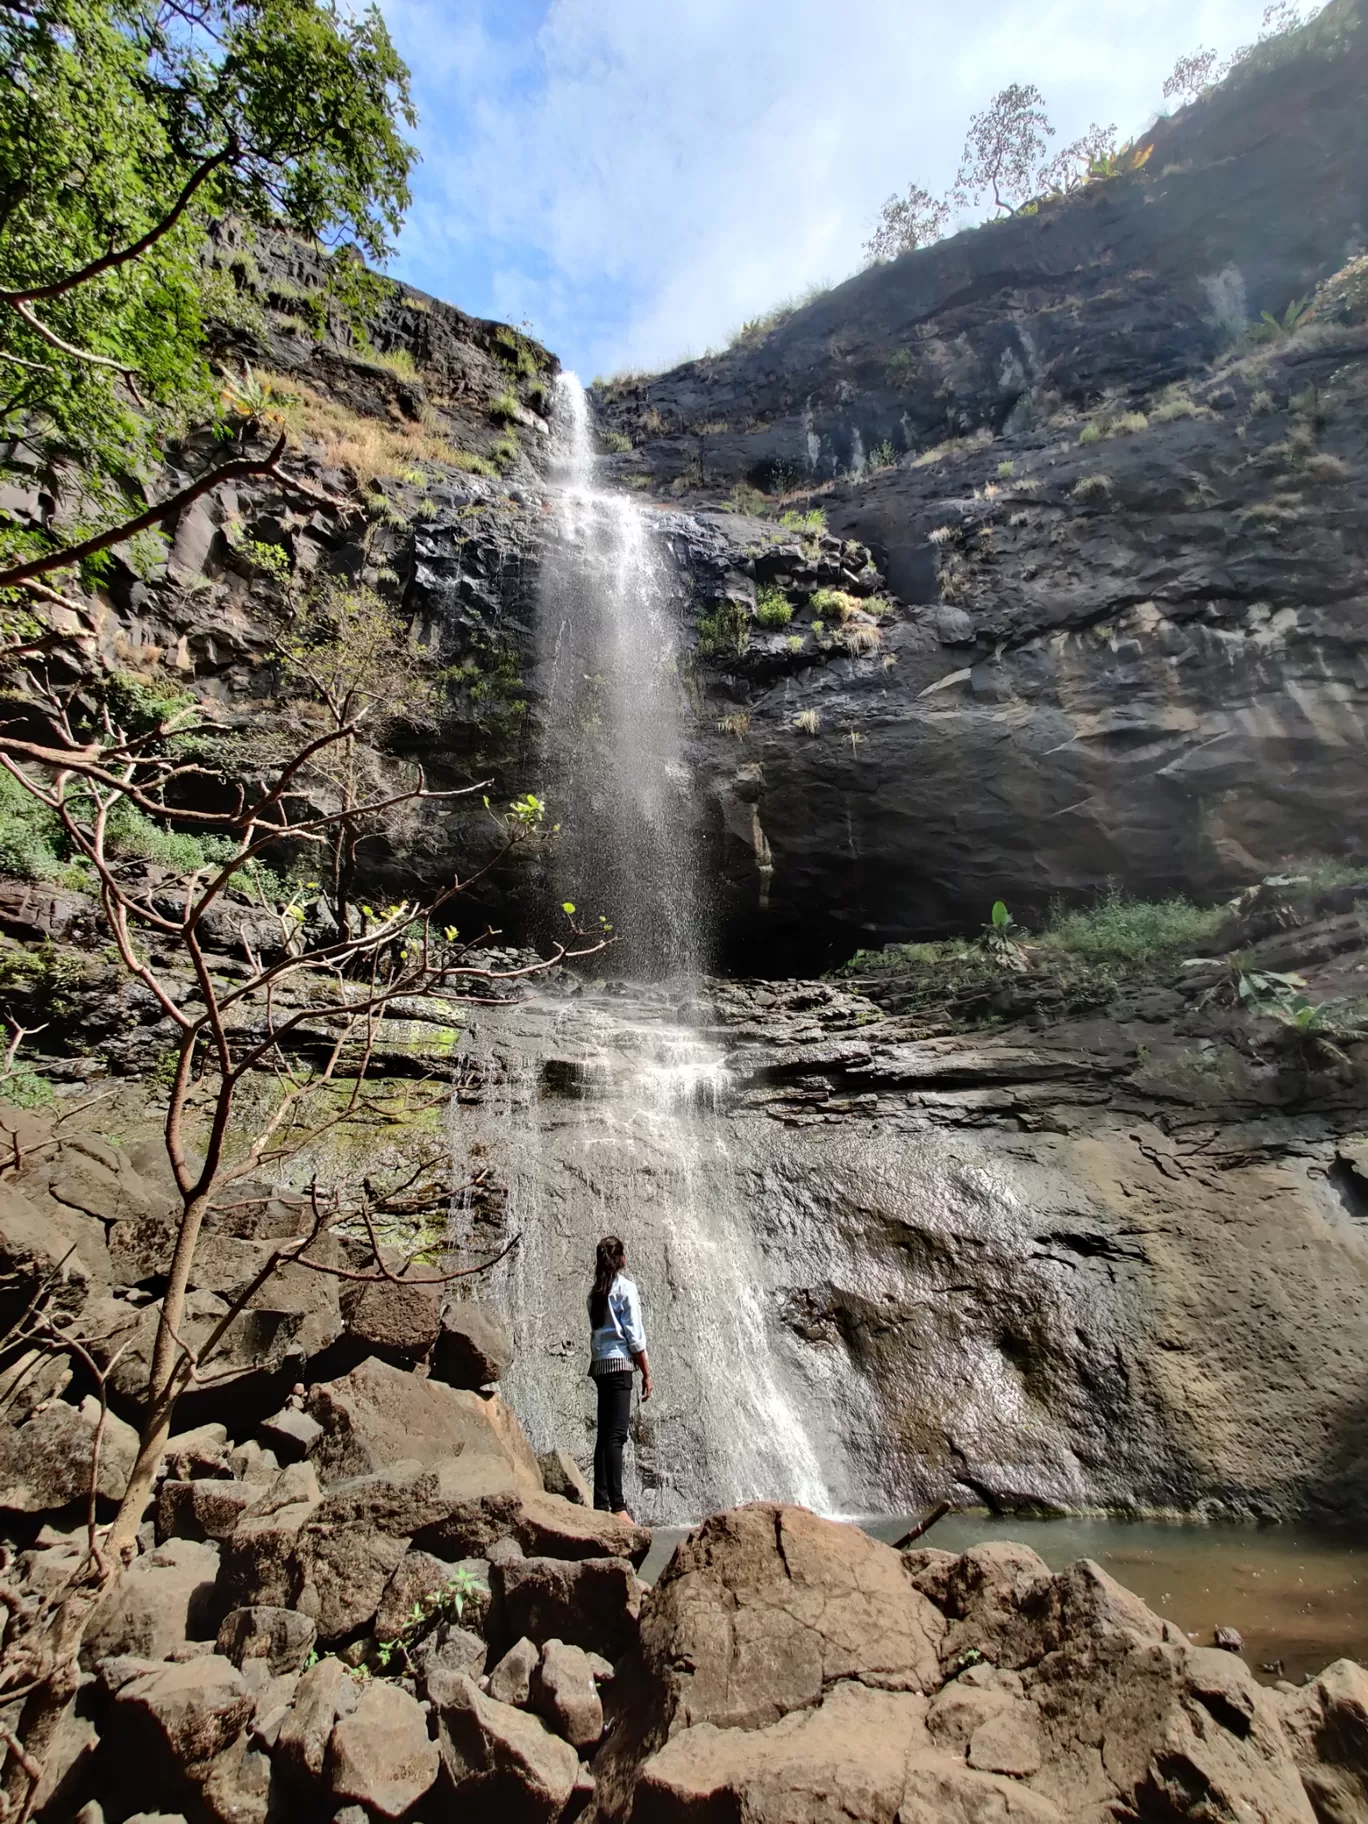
(863, 184, 951, 265)
(0, 0, 417, 598)
(953, 83, 1054, 216)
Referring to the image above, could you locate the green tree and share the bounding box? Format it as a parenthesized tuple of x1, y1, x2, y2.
(0, 0, 417, 591)
(863, 184, 951, 265)
(953, 83, 1054, 216)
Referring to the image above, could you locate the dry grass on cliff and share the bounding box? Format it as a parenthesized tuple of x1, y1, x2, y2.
(265, 372, 496, 487)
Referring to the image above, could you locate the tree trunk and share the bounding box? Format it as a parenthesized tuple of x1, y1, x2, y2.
(105, 1189, 211, 1556)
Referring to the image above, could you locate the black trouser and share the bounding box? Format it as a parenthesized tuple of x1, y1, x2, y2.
(593, 1371, 634, 1512)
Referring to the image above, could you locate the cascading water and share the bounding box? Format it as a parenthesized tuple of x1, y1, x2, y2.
(532, 373, 702, 974)
(450, 375, 833, 1522)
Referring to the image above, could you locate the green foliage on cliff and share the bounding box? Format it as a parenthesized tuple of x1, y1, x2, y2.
(1039, 889, 1225, 962)
(1, 0, 417, 572)
(755, 585, 793, 628)
(696, 601, 751, 660)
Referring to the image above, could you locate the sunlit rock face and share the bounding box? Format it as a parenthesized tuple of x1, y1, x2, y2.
(455, 979, 1368, 1528)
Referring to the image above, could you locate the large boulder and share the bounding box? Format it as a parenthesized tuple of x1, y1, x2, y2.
(533, 1639, 604, 1751)
(274, 1657, 361, 1787)
(156, 1477, 255, 1544)
(496, 1554, 643, 1660)
(373, 1547, 488, 1642)
(325, 1679, 440, 1819)
(304, 1355, 542, 1494)
(199, 1729, 276, 1824)
(433, 1671, 580, 1823)
(1273, 1657, 1368, 1820)
(114, 1656, 254, 1783)
(0, 1180, 108, 1323)
(83, 1538, 220, 1667)
(418, 1487, 649, 1565)
(635, 1504, 944, 1731)
(338, 1275, 441, 1360)
(216, 1464, 466, 1642)
(215, 1462, 320, 1614)
(593, 1510, 1325, 1824)
(431, 1298, 514, 1388)
(538, 1449, 591, 1508)
(630, 1682, 942, 1824)
(0, 1395, 138, 1513)
(215, 1606, 317, 1677)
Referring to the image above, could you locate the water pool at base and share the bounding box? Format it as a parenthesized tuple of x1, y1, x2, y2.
(638, 1513, 1368, 1685)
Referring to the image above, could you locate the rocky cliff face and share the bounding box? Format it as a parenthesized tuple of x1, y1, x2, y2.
(584, 0, 1368, 968)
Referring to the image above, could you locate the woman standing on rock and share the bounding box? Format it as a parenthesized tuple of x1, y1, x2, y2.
(588, 1234, 651, 1521)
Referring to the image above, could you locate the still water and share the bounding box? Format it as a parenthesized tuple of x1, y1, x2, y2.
(639, 1512, 1367, 1685)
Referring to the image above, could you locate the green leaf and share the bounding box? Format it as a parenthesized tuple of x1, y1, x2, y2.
(562, 901, 576, 915)
(991, 900, 1011, 928)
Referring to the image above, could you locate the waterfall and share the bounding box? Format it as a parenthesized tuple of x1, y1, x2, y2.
(533, 372, 701, 976)
(450, 375, 834, 1523)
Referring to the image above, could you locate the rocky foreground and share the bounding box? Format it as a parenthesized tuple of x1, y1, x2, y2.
(0, 1092, 1364, 1823)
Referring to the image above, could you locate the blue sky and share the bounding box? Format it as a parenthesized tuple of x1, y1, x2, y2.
(378, 0, 1286, 380)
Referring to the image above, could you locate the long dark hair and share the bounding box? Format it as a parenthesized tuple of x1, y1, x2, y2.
(590, 1235, 626, 1328)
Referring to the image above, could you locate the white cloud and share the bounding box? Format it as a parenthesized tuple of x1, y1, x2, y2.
(381, 0, 1283, 376)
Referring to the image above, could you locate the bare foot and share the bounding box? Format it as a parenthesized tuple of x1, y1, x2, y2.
(613, 1508, 633, 1525)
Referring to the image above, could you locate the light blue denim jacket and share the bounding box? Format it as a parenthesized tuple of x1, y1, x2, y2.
(589, 1273, 647, 1372)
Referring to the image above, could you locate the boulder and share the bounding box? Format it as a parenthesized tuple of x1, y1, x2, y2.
(0, 1396, 138, 1512)
(294, 1521, 407, 1641)
(532, 1639, 603, 1750)
(163, 1422, 232, 1482)
(431, 1298, 513, 1387)
(227, 1441, 280, 1485)
(305, 1355, 542, 1494)
(373, 1548, 483, 1643)
(216, 1606, 317, 1676)
(419, 1487, 648, 1566)
(214, 1462, 320, 1612)
(199, 1729, 275, 1824)
(217, 1465, 463, 1642)
(1270, 1658, 1368, 1823)
(0, 1180, 108, 1318)
(934, 1543, 1166, 1674)
(411, 1624, 488, 1690)
(432, 1671, 579, 1822)
(50, 1147, 160, 1225)
(95, 1291, 311, 1409)
(496, 1554, 642, 1660)
(489, 1636, 540, 1708)
(114, 1656, 254, 1782)
(258, 1406, 322, 1461)
(631, 1682, 937, 1824)
(1025, 1632, 1314, 1823)
(338, 1275, 441, 1360)
(30, 1693, 99, 1818)
(638, 1505, 943, 1730)
(538, 1449, 591, 1508)
(274, 1657, 362, 1786)
(325, 1679, 439, 1819)
(83, 1538, 220, 1667)
(156, 1478, 254, 1543)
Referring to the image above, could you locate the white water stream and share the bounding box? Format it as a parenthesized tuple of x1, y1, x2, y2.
(450, 376, 831, 1521)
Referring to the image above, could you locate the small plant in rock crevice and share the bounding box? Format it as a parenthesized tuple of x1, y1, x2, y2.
(695, 602, 751, 661)
(755, 585, 793, 628)
(982, 899, 1028, 970)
